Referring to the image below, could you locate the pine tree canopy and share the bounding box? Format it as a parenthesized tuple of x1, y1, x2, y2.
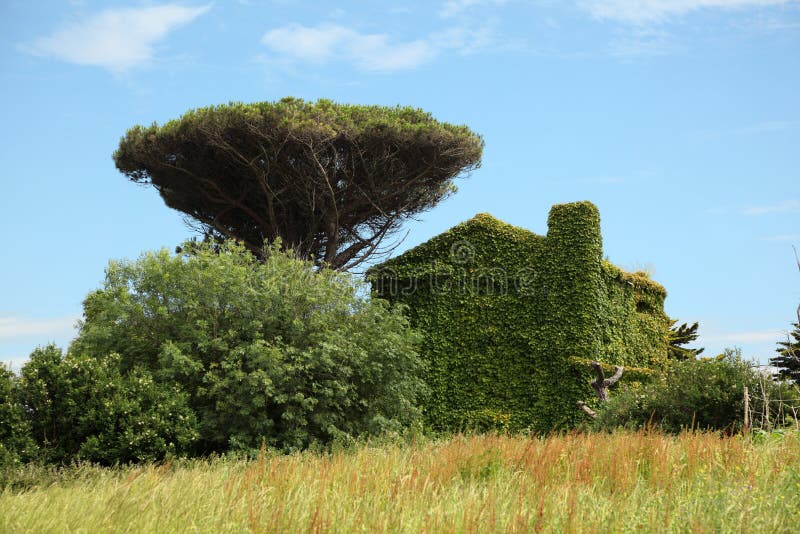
(113, 98, 483, 270)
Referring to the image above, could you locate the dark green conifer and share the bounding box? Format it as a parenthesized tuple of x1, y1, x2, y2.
(668, 320, 704, 360)
(770, 323, 800, 383)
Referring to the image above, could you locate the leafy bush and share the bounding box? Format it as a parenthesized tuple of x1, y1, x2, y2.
(594, 349, 788, 433)
(70, 240, 426, 453)
(0, 365, 36, 467)
(16, 345, 197, 465)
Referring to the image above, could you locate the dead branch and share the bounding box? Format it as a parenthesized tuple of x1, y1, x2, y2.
(577, 401, 598, 418)
(591, 361, 624, 402)
(578, 361, 624, 419)
(794, 245, 799, 323)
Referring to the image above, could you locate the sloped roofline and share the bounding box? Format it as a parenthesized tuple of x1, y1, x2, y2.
(371, 212, 542, 270)
(369, 211, 667, 296)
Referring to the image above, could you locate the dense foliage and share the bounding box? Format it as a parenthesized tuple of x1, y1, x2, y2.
(369, 201, 670, 433)
(0, 366, 35, 467)
(667, 320, 705, 360)
(113, 98, 484, 270)
(770, 323, 800, 383)
(15, 345, 197, 465)
(593, 349, 790, 433)
(70, 240, 426, 453)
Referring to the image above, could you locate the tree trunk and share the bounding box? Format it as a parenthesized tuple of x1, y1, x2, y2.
(590, 361, 623, 402)
(576, 361, 624, 419)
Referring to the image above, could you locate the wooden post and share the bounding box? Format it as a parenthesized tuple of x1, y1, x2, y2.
(743, 386, 749, 435)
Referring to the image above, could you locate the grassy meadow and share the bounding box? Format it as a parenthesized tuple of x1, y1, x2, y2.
(2, 431, 799, 533)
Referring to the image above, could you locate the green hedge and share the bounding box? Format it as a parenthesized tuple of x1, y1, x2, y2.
(368, 201, 669, 433)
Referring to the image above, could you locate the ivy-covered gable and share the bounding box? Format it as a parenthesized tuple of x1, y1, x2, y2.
(368, 201, 670, 432)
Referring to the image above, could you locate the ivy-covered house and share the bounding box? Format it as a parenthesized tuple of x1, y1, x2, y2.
(368, 201, 670, 432)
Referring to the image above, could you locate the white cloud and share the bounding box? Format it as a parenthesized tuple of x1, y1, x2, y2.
(439, 0, 509, 18)
(430, 23, 498, 54)
(746, 14, 800, 31)
(704, 205, 731, 215)
(579, 0, 791, 24)
(262, 24, 434, 71)
(737, 120, 800, 135)
(609, 27, 677, 56)
(261, 22, 497, 72)
(700, 329, 783, 344)
(691, 120, 799, 143)
(762, 234, 800, 242)
(695, 322, 791, 364)
(0, 315, 79, 342)
(744, 199, 800, 215)
(24, 4, 211, 72)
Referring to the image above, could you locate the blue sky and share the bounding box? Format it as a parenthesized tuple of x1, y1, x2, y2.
(1, 0, 798, 368)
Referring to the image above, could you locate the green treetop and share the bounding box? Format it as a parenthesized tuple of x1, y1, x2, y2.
(114, 97, 483, 270)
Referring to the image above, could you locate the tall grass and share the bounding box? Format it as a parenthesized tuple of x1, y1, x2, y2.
(2, 431, 799, 533)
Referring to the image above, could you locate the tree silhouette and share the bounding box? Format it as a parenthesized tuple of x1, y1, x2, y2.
(114, 98, 483, 270)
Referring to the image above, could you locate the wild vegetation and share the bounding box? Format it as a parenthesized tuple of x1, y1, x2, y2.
(593, 349, 797, 434)
(369, 203, 672, 433)
(3, 97, 799, 531)
(2, 432, 799, 533)
(2, 240, 425, 466)
(2, 230, 799, 468)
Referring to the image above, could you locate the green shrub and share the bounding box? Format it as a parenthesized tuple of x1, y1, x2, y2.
(594, 349, 789, 433)
(70, 240, 426, 453)
(0, 365, 36, 467)
(16, 345, 197, 465)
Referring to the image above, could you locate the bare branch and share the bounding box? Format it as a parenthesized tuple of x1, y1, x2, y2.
(794, 245, 800, 273)
(590, 361, 624, 403)
(604, 366, 624, 388)
(577, 401, 597, 419)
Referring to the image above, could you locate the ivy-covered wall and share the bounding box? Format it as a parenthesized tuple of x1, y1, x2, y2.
(368, 201, 669, 433)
